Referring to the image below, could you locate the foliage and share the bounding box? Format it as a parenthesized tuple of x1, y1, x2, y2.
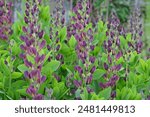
(0, 0, 149, 100)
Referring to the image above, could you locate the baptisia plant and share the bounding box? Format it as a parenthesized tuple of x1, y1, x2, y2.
(20, 0, 46, 100)
(48, 0, 66, 81)
(67, 0, 96, 99)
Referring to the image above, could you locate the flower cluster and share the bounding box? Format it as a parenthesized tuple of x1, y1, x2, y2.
(20, 0, 46, 100)
(99, 14, 123, 90)
(0, 0, 13, 41)
(128, 8, 143, 54)
(48, 0, 66, 81)
(68, 0, 95, 94)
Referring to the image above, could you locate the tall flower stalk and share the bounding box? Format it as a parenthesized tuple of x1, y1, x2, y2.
(20, 0, 46, 100)
(68, 0, 96, 95)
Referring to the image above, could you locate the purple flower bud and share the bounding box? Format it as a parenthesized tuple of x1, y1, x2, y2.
(90, 66, 96, 74)
(20, 44, 26, 51)
(37, 76, 46, 83)
(78, 3, 83, 10)
(81, 41, 87, 46)
(116, 51, 122, 60)
(25, 10, 29, 16)
(73, 7, 78, 14)
(20, 53, 26, 59)
(35, 55, 41, 63)
(33, 94, 43, 100)
(73, 80, 82, 88)
(24, 71, 29, 78)
(139, 31, 143, 36)
(89, 56, 95, 63)
(116, 38, 120, 46)
(108, 40, 112, 47)
(115, 64, 122, 71)
(26, 85, 36, 95)
(0, 1, 4, 7)
(24, 17, 28, 24)
(22, 26, 28, 33)
(40, 54, 45, 62)
(90, 45, 95, 51)
(56, 45, 60, 51)
(0, 10, 3, 16)
(74, 66, 83, 75)
(47, 45, 51, 51)
(86, 87, 94, 93)
(55, 31, 58, 36)
(37, 65, 42, 71)
(104, 62, 109, 70)
(77, 14, 82, 20)
(29, 47, 37, 55)
(62, 9, 65, 15)
(108, 54, 112, 64)
(106, 31, 109, 36)
(99, 82, 106, 89)
(56, 54, 63, 60)
(24, 59, 32, 67)
(20, 36, 28, 42)
(61, 18, 65, 24)
(30, 70, 38, 78)
(39, 40, 46, 49)
(111, 91, 116, 98)
(25, 3, 30, 9)
(54, 74, 61, 81)
(38, 30, 44, 39)
(110, 31, 115, 38)
(110, 75, 119, 82)
(86, 75, 93, 84)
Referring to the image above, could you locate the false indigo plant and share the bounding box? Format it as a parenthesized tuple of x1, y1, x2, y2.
(128, 8, 143, 54)
(48, 0, 66, 81)
(99, 13, 123, 91)
(20, 0, 46, 100)
(0, 0, 150, 100)
(68, 0, 96, 97)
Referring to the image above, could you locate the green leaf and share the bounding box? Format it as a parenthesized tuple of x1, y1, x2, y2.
(80, 88, 88, 100)
(11, 72, 23, 79)
(53, 86, 60, 98)
(42, 60, 60, 74)
(0, 58, 11, 76)
(17, 64, 28, 73)
(98, 87, 111, 99)
(17, 88, 28, 97)
(59, 27, 67, 42)
(69, 36, 77, 48)
(93, 69, 106, 80)
(120, 36, 127, 48)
